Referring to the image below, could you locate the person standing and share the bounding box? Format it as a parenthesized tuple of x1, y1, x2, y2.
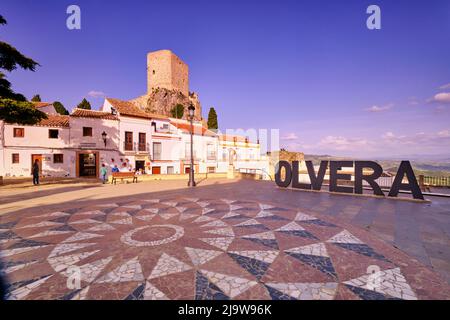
(32, 159, 40, 185)
(100, 163, 108, 184)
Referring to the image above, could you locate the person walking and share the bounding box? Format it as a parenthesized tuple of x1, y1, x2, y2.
(100, 163, 108, 184)
(32, 159, 40, 185)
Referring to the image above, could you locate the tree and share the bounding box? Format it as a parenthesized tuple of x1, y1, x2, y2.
(77, 98, 91, 110)
(170, 103, 184, 119)
(31, 94, 41, 102)
(53, 101, 69, 115)
(0, 14, 46, 124)
(207, 107, 218, 130)
(0, 99, 47, 125)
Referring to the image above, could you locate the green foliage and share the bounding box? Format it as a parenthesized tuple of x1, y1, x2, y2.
(31, 94, 41, 102)
(0, 99, 47, 124)
(207, 107, 218, 130)
(0, 14, 42, 127)
(170, 103, 184, 119)
(77, 98, 92, 110)
(0, 72, 26, 101)
(53, 101, 69, 115)
(0, 15, 39, 73)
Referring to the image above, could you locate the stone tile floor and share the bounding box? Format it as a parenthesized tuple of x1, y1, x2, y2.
(1, 182, 450, 300)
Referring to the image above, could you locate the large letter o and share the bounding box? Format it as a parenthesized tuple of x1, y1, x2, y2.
(275, 161, 292, 188)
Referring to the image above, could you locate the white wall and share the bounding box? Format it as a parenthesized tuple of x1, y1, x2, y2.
(3, 123, 70, 149)
(69, 117, 119, 151)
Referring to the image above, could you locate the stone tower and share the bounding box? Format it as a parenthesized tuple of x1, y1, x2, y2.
(147, 50, 189, 96)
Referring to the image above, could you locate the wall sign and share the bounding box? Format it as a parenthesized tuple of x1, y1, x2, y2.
(275, 160, 424, 200)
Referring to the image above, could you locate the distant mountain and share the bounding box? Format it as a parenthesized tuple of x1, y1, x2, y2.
(304, 154, 450, 177)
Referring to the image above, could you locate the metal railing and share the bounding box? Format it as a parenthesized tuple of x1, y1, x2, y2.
(422, 176, 450, 187)
(237, 168, 273, 181)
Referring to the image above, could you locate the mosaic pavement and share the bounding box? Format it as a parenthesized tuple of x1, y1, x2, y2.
(0, 197, 449, 300)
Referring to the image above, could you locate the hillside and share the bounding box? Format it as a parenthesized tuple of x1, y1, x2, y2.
(304, 154, 450, 177)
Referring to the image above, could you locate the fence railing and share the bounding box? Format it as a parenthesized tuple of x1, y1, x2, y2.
(422, 176, 450, 187)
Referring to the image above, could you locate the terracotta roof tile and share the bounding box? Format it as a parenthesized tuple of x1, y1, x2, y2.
(219, 134, 257, 144)
(32, 102, 53, 109)
(71, 108, 118, 120)
(171, 121, 216, 137)
(37, 115, 70, 128)
(106, 98, 168, 120)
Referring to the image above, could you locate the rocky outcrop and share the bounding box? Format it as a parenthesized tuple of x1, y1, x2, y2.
(129, 88, 203, 121)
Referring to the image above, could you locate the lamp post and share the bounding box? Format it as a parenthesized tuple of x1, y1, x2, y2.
(101, 131, 108, 147)
(188, 104, 196, 187)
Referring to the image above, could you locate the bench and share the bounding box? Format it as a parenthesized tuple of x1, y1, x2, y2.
(111, 172, 138, 184)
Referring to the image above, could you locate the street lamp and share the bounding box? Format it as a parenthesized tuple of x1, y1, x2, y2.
(101, 131, 107, 147)
(188, 104, 196, 187)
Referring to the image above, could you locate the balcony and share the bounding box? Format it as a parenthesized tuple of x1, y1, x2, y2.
(207, 153, 217, 161)
(124, 142, 133, 151)
(138, 143, 147, 152)
(124, 142, 149, 153)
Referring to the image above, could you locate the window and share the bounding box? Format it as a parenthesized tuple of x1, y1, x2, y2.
(53, 154, 64, 163)
(185, 142, 195, 158)
(167, 166, 174, 174)
(207, 143, 216, 160)
(138, 133, 146, 151)
(49, 129, 59, 139)
(153, 142, 162, 160)
(125, 132, 133, 151)
(152, 70, 155, 75)
(83, 127, 93, 137)
(13, 128, 24, 138)
(207, 167, 216, 173)
(12, 153, 19, 164)
(222, 148, 228, 161)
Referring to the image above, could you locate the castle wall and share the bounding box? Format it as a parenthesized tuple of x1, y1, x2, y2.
(147, 50, 189, 96)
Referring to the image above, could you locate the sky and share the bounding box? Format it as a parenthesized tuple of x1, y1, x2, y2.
(1, 0, 450, 158)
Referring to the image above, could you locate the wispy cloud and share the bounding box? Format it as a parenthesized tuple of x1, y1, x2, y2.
(281, 132, 299, 140)
(428, 92, 450, 104)
(366, 103, 394, 113)
(318, 135, 372, 151)
(439, 83, 450, 90)
(88, 90, 106, 98)
(381, 130, 450, 146)
(408, 96, 420, 105)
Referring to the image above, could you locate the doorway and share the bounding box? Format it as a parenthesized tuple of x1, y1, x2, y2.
(135, 160, 145, 172)
(31, 154, 42, 175)
(78, 153, 98, 177)
(152, 166, 161, 174)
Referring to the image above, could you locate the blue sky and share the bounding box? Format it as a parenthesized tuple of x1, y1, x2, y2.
(1, 0, 450, 158)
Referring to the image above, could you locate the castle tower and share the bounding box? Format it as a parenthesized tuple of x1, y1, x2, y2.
(147, 50, 189, 96)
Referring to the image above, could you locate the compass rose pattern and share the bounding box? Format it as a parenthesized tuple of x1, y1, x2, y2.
(0, 197, 449, 300)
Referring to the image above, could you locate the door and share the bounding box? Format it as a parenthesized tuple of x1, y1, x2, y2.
(152, 166, 161, 174)
(125, 132, 133, 151)
(79, 153, 97, 177)
(138, 133, 146, 152)
(31, 154, 42, 175)
(184, 166, 190, 174)
(135, 160, 145, 172)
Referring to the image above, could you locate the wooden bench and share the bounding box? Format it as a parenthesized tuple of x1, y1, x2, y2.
(111, 172, 138, 184)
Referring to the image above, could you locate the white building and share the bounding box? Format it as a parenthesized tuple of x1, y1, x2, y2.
(0, 99, 270, 179)
(0, 105, 120, 178)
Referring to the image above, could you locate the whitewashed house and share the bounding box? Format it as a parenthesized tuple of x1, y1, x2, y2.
(0, 114, 71, 177)
(0, 98, 271, 179)
(171, 119, 218, 174)
(0, 107, 120, 178)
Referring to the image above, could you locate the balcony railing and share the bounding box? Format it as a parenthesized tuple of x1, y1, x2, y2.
(124, 142, 149, 153)
(138, 143, 146, 152)
(124, 142, 133, 151)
